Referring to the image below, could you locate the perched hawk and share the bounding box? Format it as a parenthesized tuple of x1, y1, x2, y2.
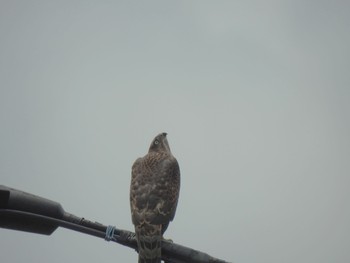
(130, 133, 180, 263)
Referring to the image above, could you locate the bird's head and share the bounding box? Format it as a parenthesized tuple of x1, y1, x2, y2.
(148, 132, 171, 153)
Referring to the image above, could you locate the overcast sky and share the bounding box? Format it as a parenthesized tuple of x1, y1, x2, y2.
(1, 1, 350, 263)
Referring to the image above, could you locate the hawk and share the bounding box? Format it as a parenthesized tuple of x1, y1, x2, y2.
(130, 132, 180, 263)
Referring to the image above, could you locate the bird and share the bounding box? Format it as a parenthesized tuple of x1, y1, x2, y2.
(130, 132, 180, 263)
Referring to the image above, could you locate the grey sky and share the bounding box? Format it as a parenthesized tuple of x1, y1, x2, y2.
(1, 1, 350, 262)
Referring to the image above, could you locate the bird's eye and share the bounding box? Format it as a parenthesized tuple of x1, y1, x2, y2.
(154, 140, 159, 145)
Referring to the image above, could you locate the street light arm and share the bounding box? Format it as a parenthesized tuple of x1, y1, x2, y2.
(0, 185, 230, 263)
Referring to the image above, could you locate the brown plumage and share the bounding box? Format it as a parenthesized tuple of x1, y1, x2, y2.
(130, 133, 180, 263)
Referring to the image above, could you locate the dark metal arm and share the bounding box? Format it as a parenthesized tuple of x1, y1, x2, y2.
(0, 185, 230, 263)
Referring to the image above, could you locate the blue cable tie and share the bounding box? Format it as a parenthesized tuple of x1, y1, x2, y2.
(105, 225, 116, 241)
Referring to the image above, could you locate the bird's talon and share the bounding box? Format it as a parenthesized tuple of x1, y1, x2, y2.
(162, 237, 173, 243)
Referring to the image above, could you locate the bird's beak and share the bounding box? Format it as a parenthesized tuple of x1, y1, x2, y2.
(162, 132, 167, 137)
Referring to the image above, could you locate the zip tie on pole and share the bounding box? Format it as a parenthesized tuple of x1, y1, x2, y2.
(105, 225, 116, 241)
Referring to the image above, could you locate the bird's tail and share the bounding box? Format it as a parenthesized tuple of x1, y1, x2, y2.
(136, 223, 162, 263)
